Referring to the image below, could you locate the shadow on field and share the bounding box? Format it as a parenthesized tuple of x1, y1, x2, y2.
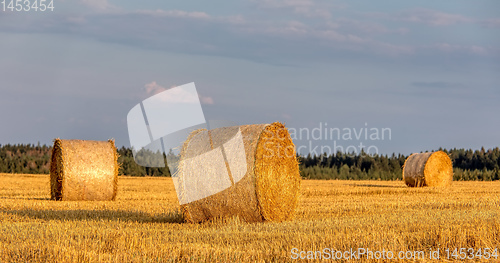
(4, 209, 184, 224)
(347, 183, 406, 188)
(0, 197, 51, 200)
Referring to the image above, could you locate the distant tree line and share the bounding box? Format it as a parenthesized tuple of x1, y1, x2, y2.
(0, 143, 499, 181)
(298, 147, 500, 181)
(0, 144, 170, 177)
(118, 147, 171, 177)
(0, 143, 52, 174)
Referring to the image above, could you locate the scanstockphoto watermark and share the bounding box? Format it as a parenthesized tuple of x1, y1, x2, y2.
(291, 247, 428, 260)
(290, 122, 391, 156)
(262, 122, 392, 158)
(291, 247, 499, 261)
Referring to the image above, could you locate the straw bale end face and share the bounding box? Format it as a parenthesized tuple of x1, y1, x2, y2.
(50, 139, 119, 201)
(254, 122, 301, 222)
(403, 151, 453, 187)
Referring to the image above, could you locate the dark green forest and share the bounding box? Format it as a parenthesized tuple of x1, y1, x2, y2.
(0, 143, 499, 181)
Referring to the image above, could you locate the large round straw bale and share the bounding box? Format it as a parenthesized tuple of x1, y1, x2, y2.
(177, 122, 301, 223)
(50, 139, 119, 201)
(403, 151, 453, 187)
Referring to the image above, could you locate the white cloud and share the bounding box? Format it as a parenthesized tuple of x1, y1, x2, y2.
(470, 45, 488, 55)
(282, 113, 292, 120)
(135, 9, 211, 20)
(144, 81, 166, 96)
(80, 0, 118, 12)
(335, 18, 408, 35)
(144, 82, 197, 104)
(201, 96, 214, 105)
(152, 86, 199, 104)
(252, 0, 334, 20)
(1, 3, 497, 66)
(481, 18, 500, 28)
(410, 9, 471, 26)
(372, 8, 472, 26)
(144, 81, 214, 105)
(432, 43, 491, 56)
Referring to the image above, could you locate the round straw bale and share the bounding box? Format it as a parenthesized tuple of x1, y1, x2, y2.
(403, 151, 453, 187)
(50, 139, 119, 201)
(177, 122, 301, 223)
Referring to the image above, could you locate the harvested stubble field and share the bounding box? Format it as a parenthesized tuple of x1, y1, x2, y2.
(0, 174, 499, 262)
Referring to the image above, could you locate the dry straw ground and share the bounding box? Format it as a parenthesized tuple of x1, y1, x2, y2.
(0, 173, 499, 262)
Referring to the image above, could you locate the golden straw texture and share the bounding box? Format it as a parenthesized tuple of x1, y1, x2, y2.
(403, 151, 453, 187)
(178, 122, 301, 223)
(50, 139, 119, 201)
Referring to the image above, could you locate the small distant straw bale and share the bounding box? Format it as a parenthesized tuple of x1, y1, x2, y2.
(403, 151, 453, 187)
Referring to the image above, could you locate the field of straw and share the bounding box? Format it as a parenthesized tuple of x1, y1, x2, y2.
(0, 173, 499, 262)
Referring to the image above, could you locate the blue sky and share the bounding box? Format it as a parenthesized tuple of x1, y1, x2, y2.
(0, 0, 499, 155)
